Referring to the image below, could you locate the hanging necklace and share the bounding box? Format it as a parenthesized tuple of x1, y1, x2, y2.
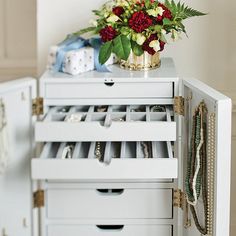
(185, 101, 208, 235)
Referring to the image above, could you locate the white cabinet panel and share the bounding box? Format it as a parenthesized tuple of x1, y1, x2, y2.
(0, 78, 36, 236)
(47, 224, 172, 236)
(46, 188, 173, 219)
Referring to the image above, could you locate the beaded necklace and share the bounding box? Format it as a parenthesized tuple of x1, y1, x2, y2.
(185, 101, 208, 235)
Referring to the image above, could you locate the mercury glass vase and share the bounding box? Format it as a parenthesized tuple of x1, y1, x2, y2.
(119, 51, 161, 71)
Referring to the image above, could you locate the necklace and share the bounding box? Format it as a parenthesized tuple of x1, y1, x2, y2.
(185, 101, 208, 235)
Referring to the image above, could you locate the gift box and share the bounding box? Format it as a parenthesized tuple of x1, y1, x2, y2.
(47, 46, 59, 70)
(47, 45, 117, 75)
(62, 47, 95, 75)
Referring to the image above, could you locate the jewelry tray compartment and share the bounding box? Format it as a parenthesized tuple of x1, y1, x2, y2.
(35, 105, 176, 142)
(31, 141, 177, 180)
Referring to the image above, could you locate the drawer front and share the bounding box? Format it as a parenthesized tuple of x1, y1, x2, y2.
(47, 225, 172, 236)
(44, 82, 173, 99)
(35, 105, 176, 142)
(31, 142, 178, 180)
(46, 188, 173, 219)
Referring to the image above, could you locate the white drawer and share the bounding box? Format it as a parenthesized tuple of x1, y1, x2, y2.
(35, 105, 176, 142)
(31, 141, 177, 180)
(43, 81, 173, 99)
(47, 225, 172, 236)
(46, 188, 173, 219)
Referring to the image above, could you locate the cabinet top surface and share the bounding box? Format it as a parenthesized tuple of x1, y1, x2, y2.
(41, 58, 178, 81)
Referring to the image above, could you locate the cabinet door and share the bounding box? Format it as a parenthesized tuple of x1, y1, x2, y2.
(0, 78, 36, 236)
(181, 79, 231, 236)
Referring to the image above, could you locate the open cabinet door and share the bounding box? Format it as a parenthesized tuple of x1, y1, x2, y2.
(181, 79, 231, 236)
(0, 78, 36, 236)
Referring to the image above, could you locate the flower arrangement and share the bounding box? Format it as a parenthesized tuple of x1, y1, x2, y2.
(75, 0, 206, 65)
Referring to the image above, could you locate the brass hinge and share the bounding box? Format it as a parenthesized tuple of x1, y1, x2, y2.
(32, 97, 44, 116)
(173, 189, 184, 209)
(33, 190, 44, 208)
(174, 96, 185, 116)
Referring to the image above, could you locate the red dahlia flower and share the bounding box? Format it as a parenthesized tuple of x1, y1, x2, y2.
(157, 3, 172, 23)
(129, 11, 153, 33)
(99, 26, 117, 42)
(112, 6, 124, 16)
(142, 34, 165, 55)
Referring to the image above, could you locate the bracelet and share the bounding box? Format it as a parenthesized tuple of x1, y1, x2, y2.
(150, 105, 165, 112)
(96, 106, 107, 112)
(95, 142, 102, 161)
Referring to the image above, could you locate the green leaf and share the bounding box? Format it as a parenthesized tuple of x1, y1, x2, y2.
(99, 41, 113, 65)
(120, 27, 131, 36)
(145, 0, 151, 8)
(72, 27, 97, 36)
(163, 18, 172, 25)
(113, 35, 131, 60)
(160, 33, 167, 43)
(131, 41, 144, 57)
(153, 25, 162, 32)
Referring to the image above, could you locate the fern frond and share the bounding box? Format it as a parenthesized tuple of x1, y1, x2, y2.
(165, 0, 207, 20)
(72, 27, 97, 36)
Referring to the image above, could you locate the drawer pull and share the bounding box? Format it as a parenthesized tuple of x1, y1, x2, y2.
(96, 189, 124, 195)
(96, 225, 124, 231)
(104, 82, 115, 87)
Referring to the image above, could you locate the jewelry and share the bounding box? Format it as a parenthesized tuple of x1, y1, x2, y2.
(95, 142, 102, 161)
(141, 142, 152, 158)
(150, 105, 165, 112)
(141, 142, 148, 158)
(96, 106, 107, 112)
(0, 99, 9, 174)
(112, 118, 125, 122)
(130, 106, 145, 112)
(64, 113, 83, 122)
(61, 145, 74, 159)
(185, 101, 208, 235)
(58, 107, 69, 113)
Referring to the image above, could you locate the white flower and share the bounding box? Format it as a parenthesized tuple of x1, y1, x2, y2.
(157, 6, 165, 16)
(136, 34, 146, 45)
(107, 14, 120, 23)
(149, 40, 161, 52)
(89, 19, 98, 27)
(161, 29, 167, 35)
(171, 30, 182, 41)
(147, 6, 165, 17)
(116, 0, 129, 7)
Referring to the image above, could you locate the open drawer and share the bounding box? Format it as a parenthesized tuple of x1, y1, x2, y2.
(31, 141, 177, 180)
(35, 105, 176, 142)
(47, 225, 172, 236)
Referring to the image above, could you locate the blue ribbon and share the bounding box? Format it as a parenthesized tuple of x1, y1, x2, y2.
(53, 35, 110, 73)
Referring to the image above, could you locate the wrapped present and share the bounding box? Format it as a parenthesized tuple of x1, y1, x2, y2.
(62, 47, 95, 75)
(47, 46, 59, 70)
(47, 36, 117, 75)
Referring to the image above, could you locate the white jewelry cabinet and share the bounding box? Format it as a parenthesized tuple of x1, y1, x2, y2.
(0, 58, 231, 236)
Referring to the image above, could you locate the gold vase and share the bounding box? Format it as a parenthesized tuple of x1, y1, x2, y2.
(119, 52, 161, 71)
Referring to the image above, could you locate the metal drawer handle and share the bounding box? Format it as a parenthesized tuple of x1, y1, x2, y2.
(96, 225, 124, 231)
(96, 189, 124, 195)
(104, 82, 115, 87)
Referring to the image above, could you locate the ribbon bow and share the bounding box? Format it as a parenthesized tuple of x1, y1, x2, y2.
(53, 35, 109, 73)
